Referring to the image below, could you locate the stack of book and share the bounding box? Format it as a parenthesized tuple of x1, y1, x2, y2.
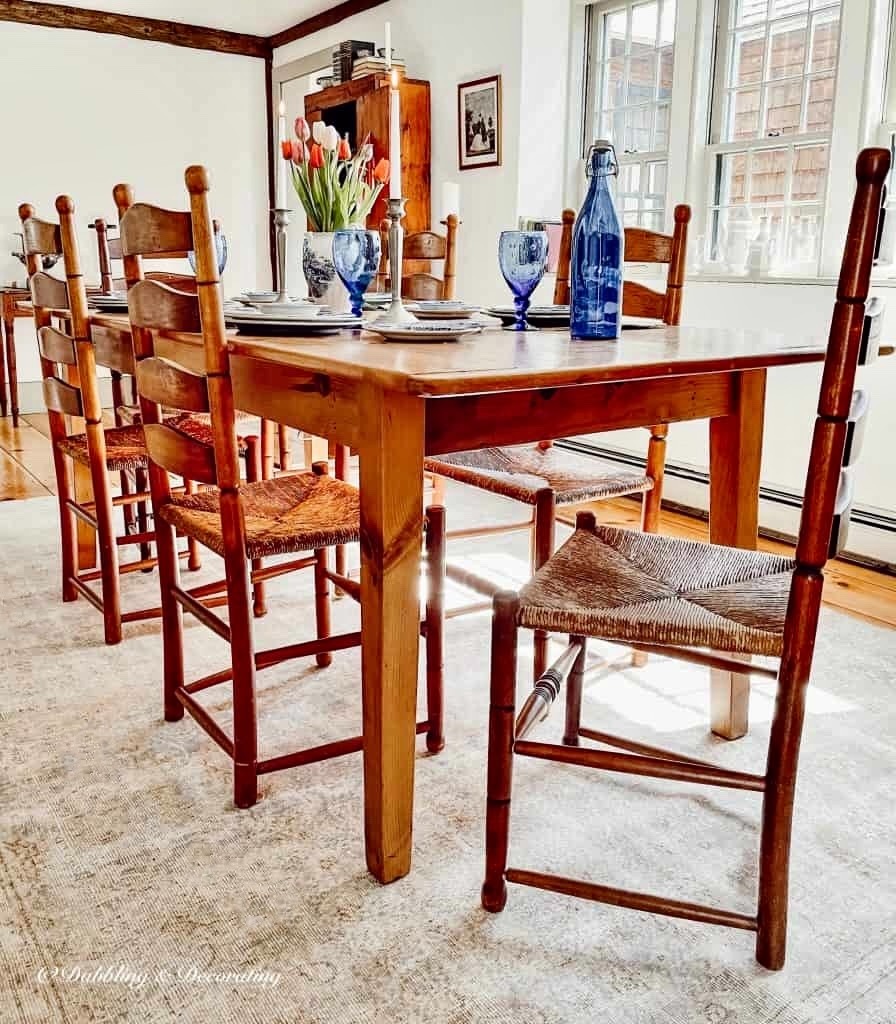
(352, 55, 407, 80)
(332, 40, 375, 85)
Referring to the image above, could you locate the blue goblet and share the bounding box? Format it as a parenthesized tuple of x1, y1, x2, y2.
(333, 229, 382, 317)
(187, 229, 228, 276)
(498, 230, 549, 331)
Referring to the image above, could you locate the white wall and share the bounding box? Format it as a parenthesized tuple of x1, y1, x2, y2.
(274, 0, 525, 307)
(1, 21, 270, 385)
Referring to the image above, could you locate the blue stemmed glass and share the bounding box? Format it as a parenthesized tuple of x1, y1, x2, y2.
(498, 230, 549, 331)
(332, 229, 382, 317)
(187, 229, 228, 275)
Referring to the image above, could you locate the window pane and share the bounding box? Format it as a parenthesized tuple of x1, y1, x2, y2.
(619, 163, 641, 192)
(653, 103, 670, 149)
(737, 0, 769, 27)
(791, 143, 828, 200)
(770, 0, 809, 18)
(732, 30, 765, 86)
(805, 73, 835, 131)
(765, 80, 803, 135)
(717, 152, 748, 205)
(647, 160, 667, 194)
(626, 105, 653, 151)
(631, 1, 659, 46)
(605, 55, 626, 108)
(658, 45, 674, 98)
(605, 9, 628, 55)
(659, 0, 675, 44)
(730, 87, 761, 139)
(809, 10, 839, 71)
(629, 49, 658, 104)
(750, 148, 788, 204)
(769, 20, 807, 80)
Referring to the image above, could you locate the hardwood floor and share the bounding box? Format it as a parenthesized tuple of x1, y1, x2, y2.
(1, 414, 893, 629)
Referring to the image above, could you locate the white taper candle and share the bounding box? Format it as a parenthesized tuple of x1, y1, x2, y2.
(389, 68, 402, 199)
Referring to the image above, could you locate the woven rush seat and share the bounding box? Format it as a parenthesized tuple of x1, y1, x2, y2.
(58, 423, 149, 471)
(424, 445, 653, 505)
(518, 523, 796, 657)
(159, 472, 360, 559)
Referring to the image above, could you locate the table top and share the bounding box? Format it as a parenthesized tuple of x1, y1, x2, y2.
(89, 313, 826, 397)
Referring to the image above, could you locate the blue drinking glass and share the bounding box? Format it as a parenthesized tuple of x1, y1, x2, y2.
(333, 229, 382, 317)
(187, 230, 228, 275)
(498, 230, 549, 331)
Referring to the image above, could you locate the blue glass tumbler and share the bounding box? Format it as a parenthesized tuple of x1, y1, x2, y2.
(332, 229, 382, 317)
(498, 230, 549, 331)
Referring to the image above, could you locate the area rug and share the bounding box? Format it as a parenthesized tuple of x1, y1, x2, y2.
(1, 494, 894, 1024)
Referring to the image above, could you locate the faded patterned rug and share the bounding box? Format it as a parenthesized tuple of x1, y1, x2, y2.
(1, 494, 895, 1024)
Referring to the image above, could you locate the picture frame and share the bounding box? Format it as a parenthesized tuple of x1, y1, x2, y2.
(458, 75, 502, 171)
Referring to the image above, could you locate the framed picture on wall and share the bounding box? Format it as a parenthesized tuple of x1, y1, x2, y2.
(458, 75, 502, 171)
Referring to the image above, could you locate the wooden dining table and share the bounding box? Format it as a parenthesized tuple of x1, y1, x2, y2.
(88, 312, 826, 884)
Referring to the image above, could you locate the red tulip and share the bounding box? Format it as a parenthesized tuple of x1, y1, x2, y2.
(309, 143, 324, 170)
(338, 135, 352, 161)
(373, 158, 391, 184)
(280, 140, 293, 160)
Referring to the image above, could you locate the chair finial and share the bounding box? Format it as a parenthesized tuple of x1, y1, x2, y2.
(185, 165, 211, 194)
(113, 184, 134, 214)
(55, 195, 75, 216)
(856, 147, 891, 184)
(18, 203, 34, 223)
(674, 205, 691, 223)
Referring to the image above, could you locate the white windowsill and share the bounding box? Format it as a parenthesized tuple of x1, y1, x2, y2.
(689, 271, 896, 287)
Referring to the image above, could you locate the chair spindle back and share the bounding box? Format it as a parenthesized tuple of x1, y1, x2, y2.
(118, 168, 241, 499)
(377, 215, 459, 299)
(554, 205, 691, 325)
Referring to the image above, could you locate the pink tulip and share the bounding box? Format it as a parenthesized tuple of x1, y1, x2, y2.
(294, 116, 311, 141)
(291, 141, 307, 165)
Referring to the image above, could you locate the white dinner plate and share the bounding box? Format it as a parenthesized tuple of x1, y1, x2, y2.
(366, 320, 484, 343)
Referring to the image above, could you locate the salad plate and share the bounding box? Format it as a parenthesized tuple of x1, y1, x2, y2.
(405, 300, 480, 320)
(485, 304, 570, 327)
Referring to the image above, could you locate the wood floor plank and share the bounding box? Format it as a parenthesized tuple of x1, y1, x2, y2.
(0, 447, 51, 499)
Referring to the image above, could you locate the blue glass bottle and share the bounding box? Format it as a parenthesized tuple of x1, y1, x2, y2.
(570, 140, 623, 339)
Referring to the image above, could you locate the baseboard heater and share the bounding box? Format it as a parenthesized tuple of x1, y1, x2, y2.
(556, 438, 896, 576)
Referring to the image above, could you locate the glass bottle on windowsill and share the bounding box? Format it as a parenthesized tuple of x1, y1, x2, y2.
(570, 140, 623, 340)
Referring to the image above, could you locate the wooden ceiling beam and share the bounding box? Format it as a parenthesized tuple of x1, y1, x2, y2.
(268, 0, 389, 51)
(0, 1, 271, 58)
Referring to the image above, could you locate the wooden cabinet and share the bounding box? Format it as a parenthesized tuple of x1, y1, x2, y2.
(304, 75, 431, 234)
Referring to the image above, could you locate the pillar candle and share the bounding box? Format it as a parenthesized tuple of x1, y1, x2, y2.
(389, 69, 402, 199)
(384, 22, 392, 68)
(441, 182, 460, 221)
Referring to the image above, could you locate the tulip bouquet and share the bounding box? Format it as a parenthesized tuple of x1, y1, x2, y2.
(283, 117, 390, 232)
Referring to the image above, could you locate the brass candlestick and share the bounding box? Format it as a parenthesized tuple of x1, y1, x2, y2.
(375, 197, 418, 327)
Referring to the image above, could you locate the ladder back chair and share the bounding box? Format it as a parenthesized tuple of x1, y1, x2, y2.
(121, 165, 445, 808)
(480, 149, 887, 970)
(377, 214, 459, 299)
(18, 197, 191, 645)
(425, 205, 691, 677)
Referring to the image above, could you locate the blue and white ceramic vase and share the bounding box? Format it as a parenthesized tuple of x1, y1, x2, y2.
(302, 231, 352, 313)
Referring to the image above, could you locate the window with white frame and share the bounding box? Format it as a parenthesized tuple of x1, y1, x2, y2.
(707, 0, 841, 275)
(586, 0, 676, 229)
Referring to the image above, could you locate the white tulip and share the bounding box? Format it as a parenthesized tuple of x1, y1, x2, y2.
(312, 120, 326, 144)
(323, 125, 341, 151)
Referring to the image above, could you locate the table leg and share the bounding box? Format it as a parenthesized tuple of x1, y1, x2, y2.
(708, 368, 766, 740)
(358, 382, 425, 883)
(0, 312, 8, 419)
(3, 310, 18, 425)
